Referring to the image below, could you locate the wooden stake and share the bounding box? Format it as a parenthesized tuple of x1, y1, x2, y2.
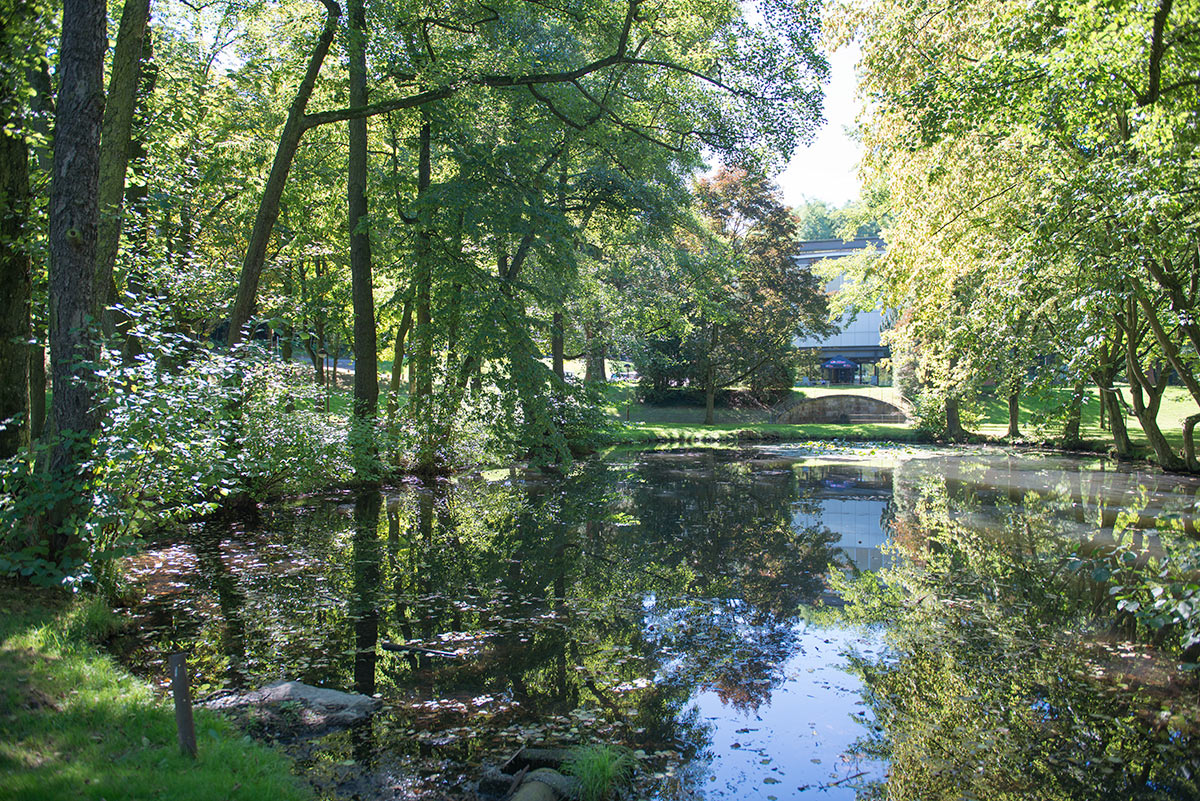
(168, 652, 197, 758)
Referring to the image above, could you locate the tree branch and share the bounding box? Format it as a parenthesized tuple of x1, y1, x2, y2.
(1141, 0, 1174, 106)
(302, 86, 455, 129)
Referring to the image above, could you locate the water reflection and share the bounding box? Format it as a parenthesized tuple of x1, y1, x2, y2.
(120, 446, 1200, 799)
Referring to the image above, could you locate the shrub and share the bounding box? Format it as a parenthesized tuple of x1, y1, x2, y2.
(1, 311, 353, 588)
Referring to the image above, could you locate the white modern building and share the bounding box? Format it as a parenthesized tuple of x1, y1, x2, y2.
(793, 238, 888, 384)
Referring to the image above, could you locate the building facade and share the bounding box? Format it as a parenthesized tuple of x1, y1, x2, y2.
(793, 238, 888, 384)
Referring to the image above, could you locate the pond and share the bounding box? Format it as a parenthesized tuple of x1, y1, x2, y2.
(117, 445, 1200, 800)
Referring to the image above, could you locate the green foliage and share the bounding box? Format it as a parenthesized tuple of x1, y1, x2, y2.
(825, 568, 903, 624)
(551, 380, 615, 457)
(6, 0, 840, 574)
(1066, 491, 1200, 656)
(793, 198, 880, 241)
(838, 0, 1200, 463)
(562, 743, 637, 801)
(631, 170, 833, 410)
(1, 306, 354, 587)
(905, 387, 978, 439)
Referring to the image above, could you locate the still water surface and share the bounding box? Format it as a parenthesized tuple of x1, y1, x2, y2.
(120, 445, 1200, 800)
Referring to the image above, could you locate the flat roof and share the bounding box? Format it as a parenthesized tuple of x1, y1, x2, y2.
(795, 237, 883, 255)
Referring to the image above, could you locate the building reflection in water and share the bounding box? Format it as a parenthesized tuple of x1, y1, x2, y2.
(792, 465, 893, 572)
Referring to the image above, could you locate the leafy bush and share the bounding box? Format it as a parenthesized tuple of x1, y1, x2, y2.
(1, 310, 353, 588)
(551, 379, 613, 456)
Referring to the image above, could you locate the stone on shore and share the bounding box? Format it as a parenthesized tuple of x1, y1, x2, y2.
(204, 680, 381, 735)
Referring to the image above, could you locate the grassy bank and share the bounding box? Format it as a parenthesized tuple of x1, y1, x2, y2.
(972, 385, 1194, 449)
(293, 369, 1194, 462)
(606, 421, 926, 445)
(605, 384, 1195, 457)
(0, 582, 310, 801)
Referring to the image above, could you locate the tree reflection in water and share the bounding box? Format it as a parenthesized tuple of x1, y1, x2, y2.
(118, 446, 1200, 799)
(834, 452, 1200, 801)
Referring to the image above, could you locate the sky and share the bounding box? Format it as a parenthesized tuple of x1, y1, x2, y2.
(776, 43, 864, 209)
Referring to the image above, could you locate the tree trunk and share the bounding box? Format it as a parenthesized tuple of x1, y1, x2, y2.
(0, 115, 32, 457)
(1092, 329, 1132, 457)
(305, 331, 325, 384)
(1136, 291, 1200, 451)
(1099, 381, 1133, 458)
(114, 25, 156, 360)
(584, 321, 606, 382)
(385, 299, 413, 434)
(280, 325, 293, 362)
(413, 108, 436, 473)
(24, 58, 55, 174)
(1182, 413, 1200, 473)
(228, 0, 340, 346)
(704, 380, 716, 425)
(346, 0, 377, 469)
(1139, 294, 1199, 396)
(1125, 332, 1183, 469)
(1006, 389, 1020, 440)
(552, 152, 567, 383)
(92, 0, 150, 329)
(46, 0, 107, 560)
(1061, 381, 1084, 447)
(1143, 255, 1200, 364)
(552, 311, 564, 380)
(26, 57, 54, 443)
(29, 344, 45, 441)
(945, 396, 965, 441)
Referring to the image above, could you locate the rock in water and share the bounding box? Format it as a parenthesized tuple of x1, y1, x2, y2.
(204, 680, 381, 733)
(523, 768, 582, 800)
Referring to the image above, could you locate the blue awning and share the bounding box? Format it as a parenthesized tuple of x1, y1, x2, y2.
(821, 357, 857, 369)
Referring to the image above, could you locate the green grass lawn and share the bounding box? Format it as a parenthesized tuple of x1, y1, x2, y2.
(972, 385, 1195, 452)
(787, 384, 905, 406)
(0, 583, 310, 801)
(601, 382, 923, 443)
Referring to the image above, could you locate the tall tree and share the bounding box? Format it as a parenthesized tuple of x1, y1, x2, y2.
(0, 0, 45, 457)
(838, 0, 1200, 462)
(227, 0, 342, 346)
(93, 0, 151, 329)
(46, 0, 107, 558)
(0, 112, 31, 458)
(346, 0, 377, 466)
(227, 0, 828, 345)
(637, 170, 833, 425)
